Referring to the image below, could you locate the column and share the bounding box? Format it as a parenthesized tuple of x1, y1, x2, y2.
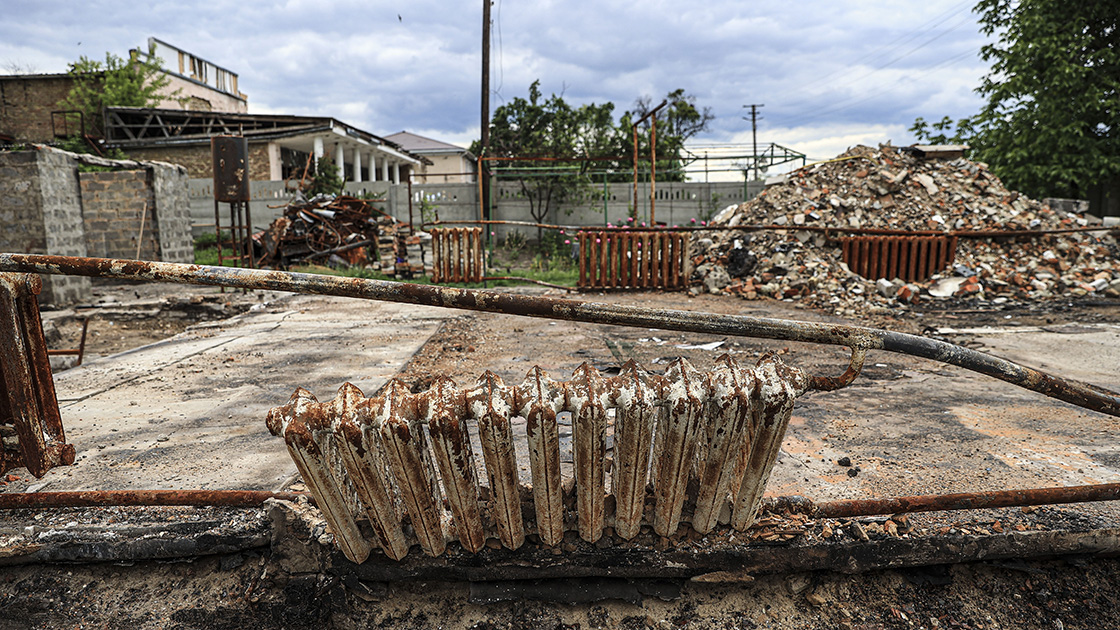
(381, 158, 390, 183)
(353, 148, 363, 182)
(313, 137, 324, 160)
(392, 162, 400, 185)
(335, 144, 346, 181)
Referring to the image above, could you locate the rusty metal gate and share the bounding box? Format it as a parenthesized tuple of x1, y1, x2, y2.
(0, 273, 75, 477)
(430, 227, 485, 284)
(578, 230, 689, 290)
(840, 235, 958, 282)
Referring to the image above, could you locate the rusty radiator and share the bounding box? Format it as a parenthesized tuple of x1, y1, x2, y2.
(578, 231, 689, 290)
(0, 273, 75, 478)
(840, 235, 958, 282)
(267, 354, 807, 562)
(430, 227, 484, 284)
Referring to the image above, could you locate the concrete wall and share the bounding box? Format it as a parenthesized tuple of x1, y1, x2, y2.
(187, 177, 762, 242)
(0, 147, 190, 305)
(0, 148, 91, 304)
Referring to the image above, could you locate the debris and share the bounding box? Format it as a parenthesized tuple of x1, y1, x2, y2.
(691, 144, 1120, 311)
(252, 193, 425, 277)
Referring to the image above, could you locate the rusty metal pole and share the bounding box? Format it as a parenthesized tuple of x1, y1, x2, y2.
(632, 124, 639, 221)
(650, 112, 657, 226)
(772, 482, 1120, 519)
(2, 254, 1119, 417)
(0, 489, 308, 510)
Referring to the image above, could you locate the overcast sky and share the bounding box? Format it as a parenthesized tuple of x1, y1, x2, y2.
(1, 0, 991, 173)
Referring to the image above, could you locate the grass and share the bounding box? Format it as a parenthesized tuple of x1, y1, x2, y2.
(194, 234, 579, 289)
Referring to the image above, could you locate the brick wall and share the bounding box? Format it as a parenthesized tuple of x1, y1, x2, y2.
(0, 75, 82, 143)
(79, 170, 161, 260)
(125, 140, 272, 181)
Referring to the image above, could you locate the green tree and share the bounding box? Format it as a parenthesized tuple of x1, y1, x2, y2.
(912, 0, 1119, 200)
(307, 156, 345, 197)
(61, 45, 177, 138)
(473, 80, 623, 241)
(474, 82, 713, 238)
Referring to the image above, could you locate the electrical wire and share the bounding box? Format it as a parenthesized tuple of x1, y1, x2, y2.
(767, 0, 976, 105)
(773, 45, 981, 129)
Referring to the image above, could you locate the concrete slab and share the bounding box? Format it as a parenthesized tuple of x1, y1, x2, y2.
(19, 294, 450, 493)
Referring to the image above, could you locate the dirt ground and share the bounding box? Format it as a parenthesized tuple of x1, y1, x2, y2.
(4, 279, 1120, 629)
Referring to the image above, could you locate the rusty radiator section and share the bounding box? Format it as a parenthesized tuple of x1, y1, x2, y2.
(578, 231, 689, 290)
(267, 354, 808, 563)
(430, 227, 485, 284)
(0, 273, 75, 478)
(840, 235, 958, 282)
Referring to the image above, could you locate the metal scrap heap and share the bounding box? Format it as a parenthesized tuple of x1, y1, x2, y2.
(253, 194, 425, 275)
(690, 144, 1120, 314)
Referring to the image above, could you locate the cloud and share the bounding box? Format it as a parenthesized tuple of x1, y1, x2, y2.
(0, 0, 993, 162)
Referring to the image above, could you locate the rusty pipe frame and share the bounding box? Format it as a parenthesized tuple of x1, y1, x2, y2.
(3, 483, 1117, 522)
(0, 489, 308, 510)
(774, 482, 1120, 519)
(2, 253, 1118, 417)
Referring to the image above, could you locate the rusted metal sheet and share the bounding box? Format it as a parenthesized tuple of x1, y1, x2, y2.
(211, 136, 250, 202)
(267, 353, 808, 562)
(841, 235, 957, 282)
(0, 273, 75, 478)
(577, 231, 689, 290)
(431, 227, 484, 283)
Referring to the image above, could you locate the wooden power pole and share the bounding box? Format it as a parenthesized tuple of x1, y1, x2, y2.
(480, 0, 491, 222)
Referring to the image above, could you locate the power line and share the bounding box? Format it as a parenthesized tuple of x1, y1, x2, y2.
(768, 0, 976, 105)
(773, 46, 980, 129)
(791, 0, 975, 98)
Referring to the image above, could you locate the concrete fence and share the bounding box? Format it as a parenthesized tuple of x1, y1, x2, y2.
(190, 179, 763, 241)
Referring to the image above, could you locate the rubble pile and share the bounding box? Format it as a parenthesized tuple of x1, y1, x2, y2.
(690, 144, 1120, 312)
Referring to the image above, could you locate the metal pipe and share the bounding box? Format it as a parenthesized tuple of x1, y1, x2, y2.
(778, 482, 1120, 519)
(6, 483, 1116, 520)
(424, 219, 1116, 238)
(3, 254, 1118, 417)
(0, 489, 309, 510)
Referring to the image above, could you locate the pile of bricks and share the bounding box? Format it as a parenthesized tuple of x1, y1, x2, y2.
(690, 144, 1120, 314)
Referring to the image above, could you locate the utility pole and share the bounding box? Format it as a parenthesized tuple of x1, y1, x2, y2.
(480, 0, 491, 223)
(743, 104, 763, 181)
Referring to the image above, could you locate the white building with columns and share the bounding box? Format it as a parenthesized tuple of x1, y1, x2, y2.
(103, 107, 425, 183)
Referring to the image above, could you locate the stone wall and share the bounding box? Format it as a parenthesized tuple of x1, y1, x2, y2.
(0, 147, 191, 305)
(150, 163, 193, 263)
(0, 148, 91, 304)
(79, 170, 160, 260)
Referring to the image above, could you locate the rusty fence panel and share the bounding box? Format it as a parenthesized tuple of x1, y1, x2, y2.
(268, 354, 808, 563)
(840, 235, 958, 282)
(430, 227, 484, 284)
(578, 230, 689, 290)
(0, 273, 75, 478)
